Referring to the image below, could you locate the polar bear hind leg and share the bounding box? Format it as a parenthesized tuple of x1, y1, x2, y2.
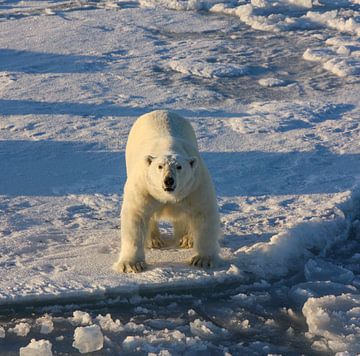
(146, 218, 165, 249)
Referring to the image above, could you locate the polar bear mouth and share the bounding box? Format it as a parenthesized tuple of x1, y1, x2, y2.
(164, 187, 175, 192)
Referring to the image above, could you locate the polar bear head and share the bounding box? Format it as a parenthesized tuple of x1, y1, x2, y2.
(145, 154, 198, 203)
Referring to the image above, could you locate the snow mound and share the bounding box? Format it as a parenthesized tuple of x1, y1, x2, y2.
(169, 60, 248, 79)
(236, 214, 347, 278)
(19, 339, 53, 356)
(303, 46, 360, 78)
(303, 294, 360, 354)
(306, 10, 360, 36)
(236, 189, 360, 279)
(72, 325, 104, 354)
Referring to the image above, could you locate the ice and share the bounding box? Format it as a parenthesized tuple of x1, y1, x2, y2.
(122, 329, 187, 353)
(306, 10, 360, 36)
(169, 60, 248, 79)
(290, 281, 357, 306)
(258, 77, 286, 87)
(95, 313, 123, 332)
(190, 318, 229, 340)
(303, 294, 360, 354)
(1, 0, 360, 354)
(9, 322, 31, 337)
(140, 0, 220, 11)
(70, 311, 92, 326)
(323, 57, 360, 77)
(36, 314, 54, 335)
(304, 259, 354, 284)
(72, 325, 104, 354)
(19, 339, 53, 356)
(303, 48, 335, 62)
(235, 211, 348, 278)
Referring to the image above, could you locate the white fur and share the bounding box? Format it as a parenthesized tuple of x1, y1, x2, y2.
(113, 110, 220, 273)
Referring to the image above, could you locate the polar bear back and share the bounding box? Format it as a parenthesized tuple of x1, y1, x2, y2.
(125, 110, 199, 175)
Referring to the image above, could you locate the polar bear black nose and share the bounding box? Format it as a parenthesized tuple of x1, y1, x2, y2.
(164, 176, 174, 187)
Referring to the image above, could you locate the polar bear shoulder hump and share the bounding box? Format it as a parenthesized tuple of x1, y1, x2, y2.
(128, 110, 198, 147)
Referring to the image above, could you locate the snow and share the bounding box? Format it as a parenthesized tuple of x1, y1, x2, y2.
(190, 318, 229, 340)
(258, 77, 286, 87)
(304, 258, 354, 284)
(169, 60, 249, 79)
(0, 0, 360, 354)
(95, 313, 123, 332)
(70, 311, 92, 326)
(72, 325, 104, 353)
(19, 339, 53, 356)
(303, 294, 360, 354)
(36, 314, 54, 335)
(9, 322, 31, 337)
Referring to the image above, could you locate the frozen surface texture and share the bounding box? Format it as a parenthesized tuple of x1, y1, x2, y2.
(0, 0, 360, 354)
(72, 325, 104, 353)
(303, 293, 360, 354)
(19, 339, 53, 356)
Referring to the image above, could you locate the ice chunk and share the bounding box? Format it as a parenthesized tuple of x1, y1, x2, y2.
(303, 48, 334, 62)
(19, 339, 53, 356)
(303, 293, 360, 353)
(95, 313, 123, 332)
(0, 326, 5, 338)
(122, 336, 145, 352)
(70, 310, 92, 325)
(304, 259, 354, 284)
(226, 264, 242, 276)
(169, 60, 248, 79)
(258, 77, 286, 87)
(290, 281, 357, 306)
(36, 314, 54, 335)
(288, 0, 312, 8)
(9, 322, 31, 337)
(72, 325, 104, 353)
(190, 319, 229, 340)
(323, 58, 360, 77)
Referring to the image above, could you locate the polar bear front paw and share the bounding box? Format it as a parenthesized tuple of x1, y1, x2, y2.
(179, 235, 193, 249)
(189, 255, 218, 268)
(113, 260, 146, 273)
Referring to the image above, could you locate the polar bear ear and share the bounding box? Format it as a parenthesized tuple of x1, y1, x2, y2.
(188, 157, 197, 169)
(145, 155, 155, 166)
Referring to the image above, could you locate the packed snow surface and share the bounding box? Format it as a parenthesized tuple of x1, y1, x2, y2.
(0, 0, 360, 354)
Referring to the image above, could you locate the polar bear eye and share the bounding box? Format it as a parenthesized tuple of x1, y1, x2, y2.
(176, 165, 182, 170)
(158, 165, 163, 170)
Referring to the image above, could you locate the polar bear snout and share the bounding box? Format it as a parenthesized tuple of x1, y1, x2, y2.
(163, 176, 175, 191)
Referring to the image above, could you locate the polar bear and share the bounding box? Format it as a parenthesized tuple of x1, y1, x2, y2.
(113, 110, 220, 273)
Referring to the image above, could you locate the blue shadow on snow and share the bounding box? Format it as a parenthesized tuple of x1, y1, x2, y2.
(0, 99, 247, 119)
(0, 140, 359, 197)
(0, 49, 106, 74)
